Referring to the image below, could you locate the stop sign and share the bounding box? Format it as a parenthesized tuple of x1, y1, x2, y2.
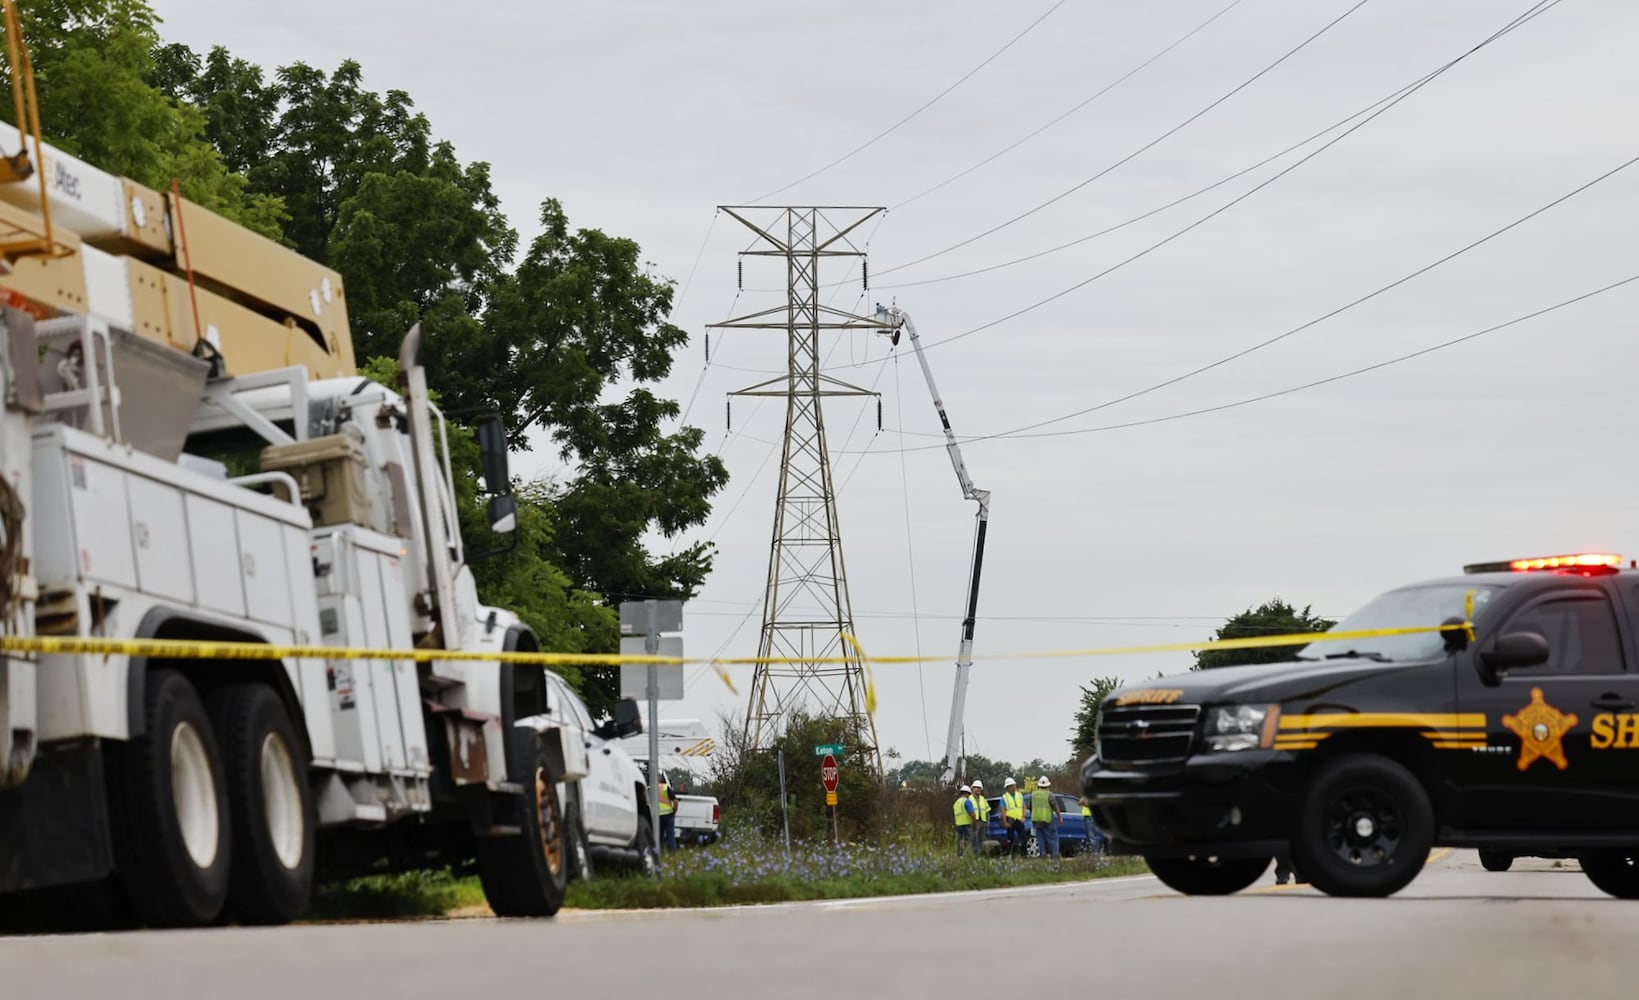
(821, 754, 840, 793)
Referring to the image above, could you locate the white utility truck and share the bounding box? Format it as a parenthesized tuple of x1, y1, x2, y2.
(0, 21, 637, 928)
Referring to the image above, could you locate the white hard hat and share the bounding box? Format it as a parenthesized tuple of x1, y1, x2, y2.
(971, 779, 984, 788)
(960, 784, 972, 793)
(1037, 776, 1050, 788)
(1004, 777, 1016, 787)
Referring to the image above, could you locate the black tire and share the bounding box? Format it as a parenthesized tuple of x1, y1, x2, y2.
(565, 798, 593, 882)
(1479, 850, 1514, 873)
(208, 684, 316, 925)
(1292, 754, 1433, 898)
(1147, 855, 1269, 895)
(105, 669, 231, 927)
(476, 732, 568, 917)
(1579, 852, 1639, 898)
(634, 812, 660, 877)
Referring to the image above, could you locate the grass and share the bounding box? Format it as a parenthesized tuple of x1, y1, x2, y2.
(306, 837, 1147, 919)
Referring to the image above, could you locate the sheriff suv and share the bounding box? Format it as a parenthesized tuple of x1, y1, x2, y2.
(1083, 552, 1639, 899)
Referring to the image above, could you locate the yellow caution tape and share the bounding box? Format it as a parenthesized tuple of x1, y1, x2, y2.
(0, 621, 1467, 670)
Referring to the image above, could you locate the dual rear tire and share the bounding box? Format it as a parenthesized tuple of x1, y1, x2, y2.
(107, 671, 314, 927)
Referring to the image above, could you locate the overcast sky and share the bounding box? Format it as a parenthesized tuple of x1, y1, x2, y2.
(150, 0, 1639, 768)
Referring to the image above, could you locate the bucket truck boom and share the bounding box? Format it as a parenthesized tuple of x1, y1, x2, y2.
(873, 304, 990, 787)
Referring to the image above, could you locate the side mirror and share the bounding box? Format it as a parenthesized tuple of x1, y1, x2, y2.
(487, 494, 517, 535)
(476, 413, 510, 495)
(1477, 630, 1550, 684)
(612, 697, 643, 738)
(1441, 616, 1470, 653)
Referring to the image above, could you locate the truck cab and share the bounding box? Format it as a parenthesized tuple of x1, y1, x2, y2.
(1083, 552, 1639, 899)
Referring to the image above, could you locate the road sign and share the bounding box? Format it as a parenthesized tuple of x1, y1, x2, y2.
(821, 754, 839, 793)
(825, 791, 837, 806)
(813, 743, 844, 757)
(619, 636, 684, 700)
(619, 599, 682, 635)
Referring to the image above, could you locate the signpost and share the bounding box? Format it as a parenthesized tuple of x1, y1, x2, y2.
(618, 599, 684, 852)
(821, 753, 840, 845)
(813, 743, 844, 757)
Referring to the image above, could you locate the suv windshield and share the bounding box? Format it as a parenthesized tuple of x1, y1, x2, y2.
(1316, 584, 1499, 662)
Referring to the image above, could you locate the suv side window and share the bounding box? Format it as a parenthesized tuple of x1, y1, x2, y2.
(1504, 594, 1625, 676)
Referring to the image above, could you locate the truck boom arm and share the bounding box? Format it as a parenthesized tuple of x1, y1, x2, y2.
(874, 305, 990, 787)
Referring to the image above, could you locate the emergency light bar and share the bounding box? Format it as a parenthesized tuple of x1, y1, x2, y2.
(1463, 553, 1625, 574)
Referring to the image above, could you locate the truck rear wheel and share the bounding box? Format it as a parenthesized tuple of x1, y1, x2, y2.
(1579, 852, 1639, 898)
(477, 732, 568, 916)
(1147, 855, 1269, 895)
(1292, 754, 1432, 898)
(209, 684, 316, 925)
(106, 669, 231, 927)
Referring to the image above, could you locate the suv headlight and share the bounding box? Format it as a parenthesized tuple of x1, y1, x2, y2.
(1203, 704, 1280, 752)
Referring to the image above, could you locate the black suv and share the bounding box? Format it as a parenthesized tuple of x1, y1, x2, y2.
(1082, 552, 1639, 898)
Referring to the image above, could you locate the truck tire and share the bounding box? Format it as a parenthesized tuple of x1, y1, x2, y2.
(105, 669, 231, 927)
(476, 732, 568, 917)
(565, 798, 593, 882)
(1147, 855, 1269, 895)
(1292, 754, 1432, 898)
(1479, 850, 1514, 873)
(209, 684, 316, 925)
(1579, 852, 1639, 898)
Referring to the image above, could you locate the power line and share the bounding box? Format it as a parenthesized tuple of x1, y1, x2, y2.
(892, 0, 1244, 212)
(745, 0, 1070, 204)
(965, 145, 1639, 442)
(876, 0, 1375, 278)
(847, 268, 1639, 452)
(838, 0, 1568, 377)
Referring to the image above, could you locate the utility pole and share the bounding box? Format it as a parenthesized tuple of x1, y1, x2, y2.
(710, 206, 884, 776)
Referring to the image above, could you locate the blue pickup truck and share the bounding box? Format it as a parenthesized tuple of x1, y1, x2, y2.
(982, 792, 1106, 857)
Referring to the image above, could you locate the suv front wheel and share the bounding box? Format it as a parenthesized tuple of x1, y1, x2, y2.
(1147, 855, 1269, 895)
(1292, 754, 1432, 898)
(1580, 852, 1639, 898)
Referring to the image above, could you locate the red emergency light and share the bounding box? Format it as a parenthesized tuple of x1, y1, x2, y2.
(1464, 552, 1625, 575)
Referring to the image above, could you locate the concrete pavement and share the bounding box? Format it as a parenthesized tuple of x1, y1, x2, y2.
(3, 852, 1635, 999)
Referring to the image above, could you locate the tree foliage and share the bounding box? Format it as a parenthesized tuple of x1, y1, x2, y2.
(22, 2, 728, 708)
(1070, 675, 1122, 759)
(1192, 599, 1336, 670)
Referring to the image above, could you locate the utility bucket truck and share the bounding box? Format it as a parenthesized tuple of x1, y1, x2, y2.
(0, 10, 625, 928)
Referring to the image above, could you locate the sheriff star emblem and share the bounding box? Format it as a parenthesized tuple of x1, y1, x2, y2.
(1502, 688, 1578, 772)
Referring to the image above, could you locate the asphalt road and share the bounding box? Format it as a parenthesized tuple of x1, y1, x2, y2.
(3, 851, 1634, 999)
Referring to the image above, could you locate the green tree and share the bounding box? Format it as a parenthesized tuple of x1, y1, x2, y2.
(1192, 599, 1335, 670)
(1071, 675, 1122, 759)
(6, 0, 285, 236)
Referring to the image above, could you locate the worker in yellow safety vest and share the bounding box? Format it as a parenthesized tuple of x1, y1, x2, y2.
(953, 784, 978, 856)
(658, 773, 679, 851)
(1000, 777, 1028, 857)
(1030, 775, 1063, 859)
(969, 780, 992, 856)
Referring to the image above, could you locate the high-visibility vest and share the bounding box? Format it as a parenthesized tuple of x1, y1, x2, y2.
(1002, 791, 1024, 820)
(973, 795, 990, 823)
(1031, 789, 1055, 823)
(953, 796, 974, 827)
(1081, 804, 1092, 818)
(659, 783, 676, 816)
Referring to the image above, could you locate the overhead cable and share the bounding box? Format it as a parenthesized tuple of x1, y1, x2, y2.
(892, 0, 1244, 212)
(745, 0, 1069, 204)
(875, 0, 1375, 278)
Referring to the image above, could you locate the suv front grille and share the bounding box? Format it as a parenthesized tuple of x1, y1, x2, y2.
(1097, 704, 1200, 763)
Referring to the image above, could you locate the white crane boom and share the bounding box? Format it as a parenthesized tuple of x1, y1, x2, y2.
(874, 304, 991, 787)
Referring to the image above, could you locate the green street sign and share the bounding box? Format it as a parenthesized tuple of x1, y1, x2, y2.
(813, 743, 844, 756)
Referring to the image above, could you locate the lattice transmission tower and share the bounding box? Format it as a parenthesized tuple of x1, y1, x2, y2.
(710, 206, 884, 772)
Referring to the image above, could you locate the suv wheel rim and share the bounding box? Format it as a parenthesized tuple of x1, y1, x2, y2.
(1324, 787, 1402, 868)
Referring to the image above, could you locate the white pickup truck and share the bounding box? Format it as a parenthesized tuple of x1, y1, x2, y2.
(665, 771, 720, 847)
(525, 672, 659, 879)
